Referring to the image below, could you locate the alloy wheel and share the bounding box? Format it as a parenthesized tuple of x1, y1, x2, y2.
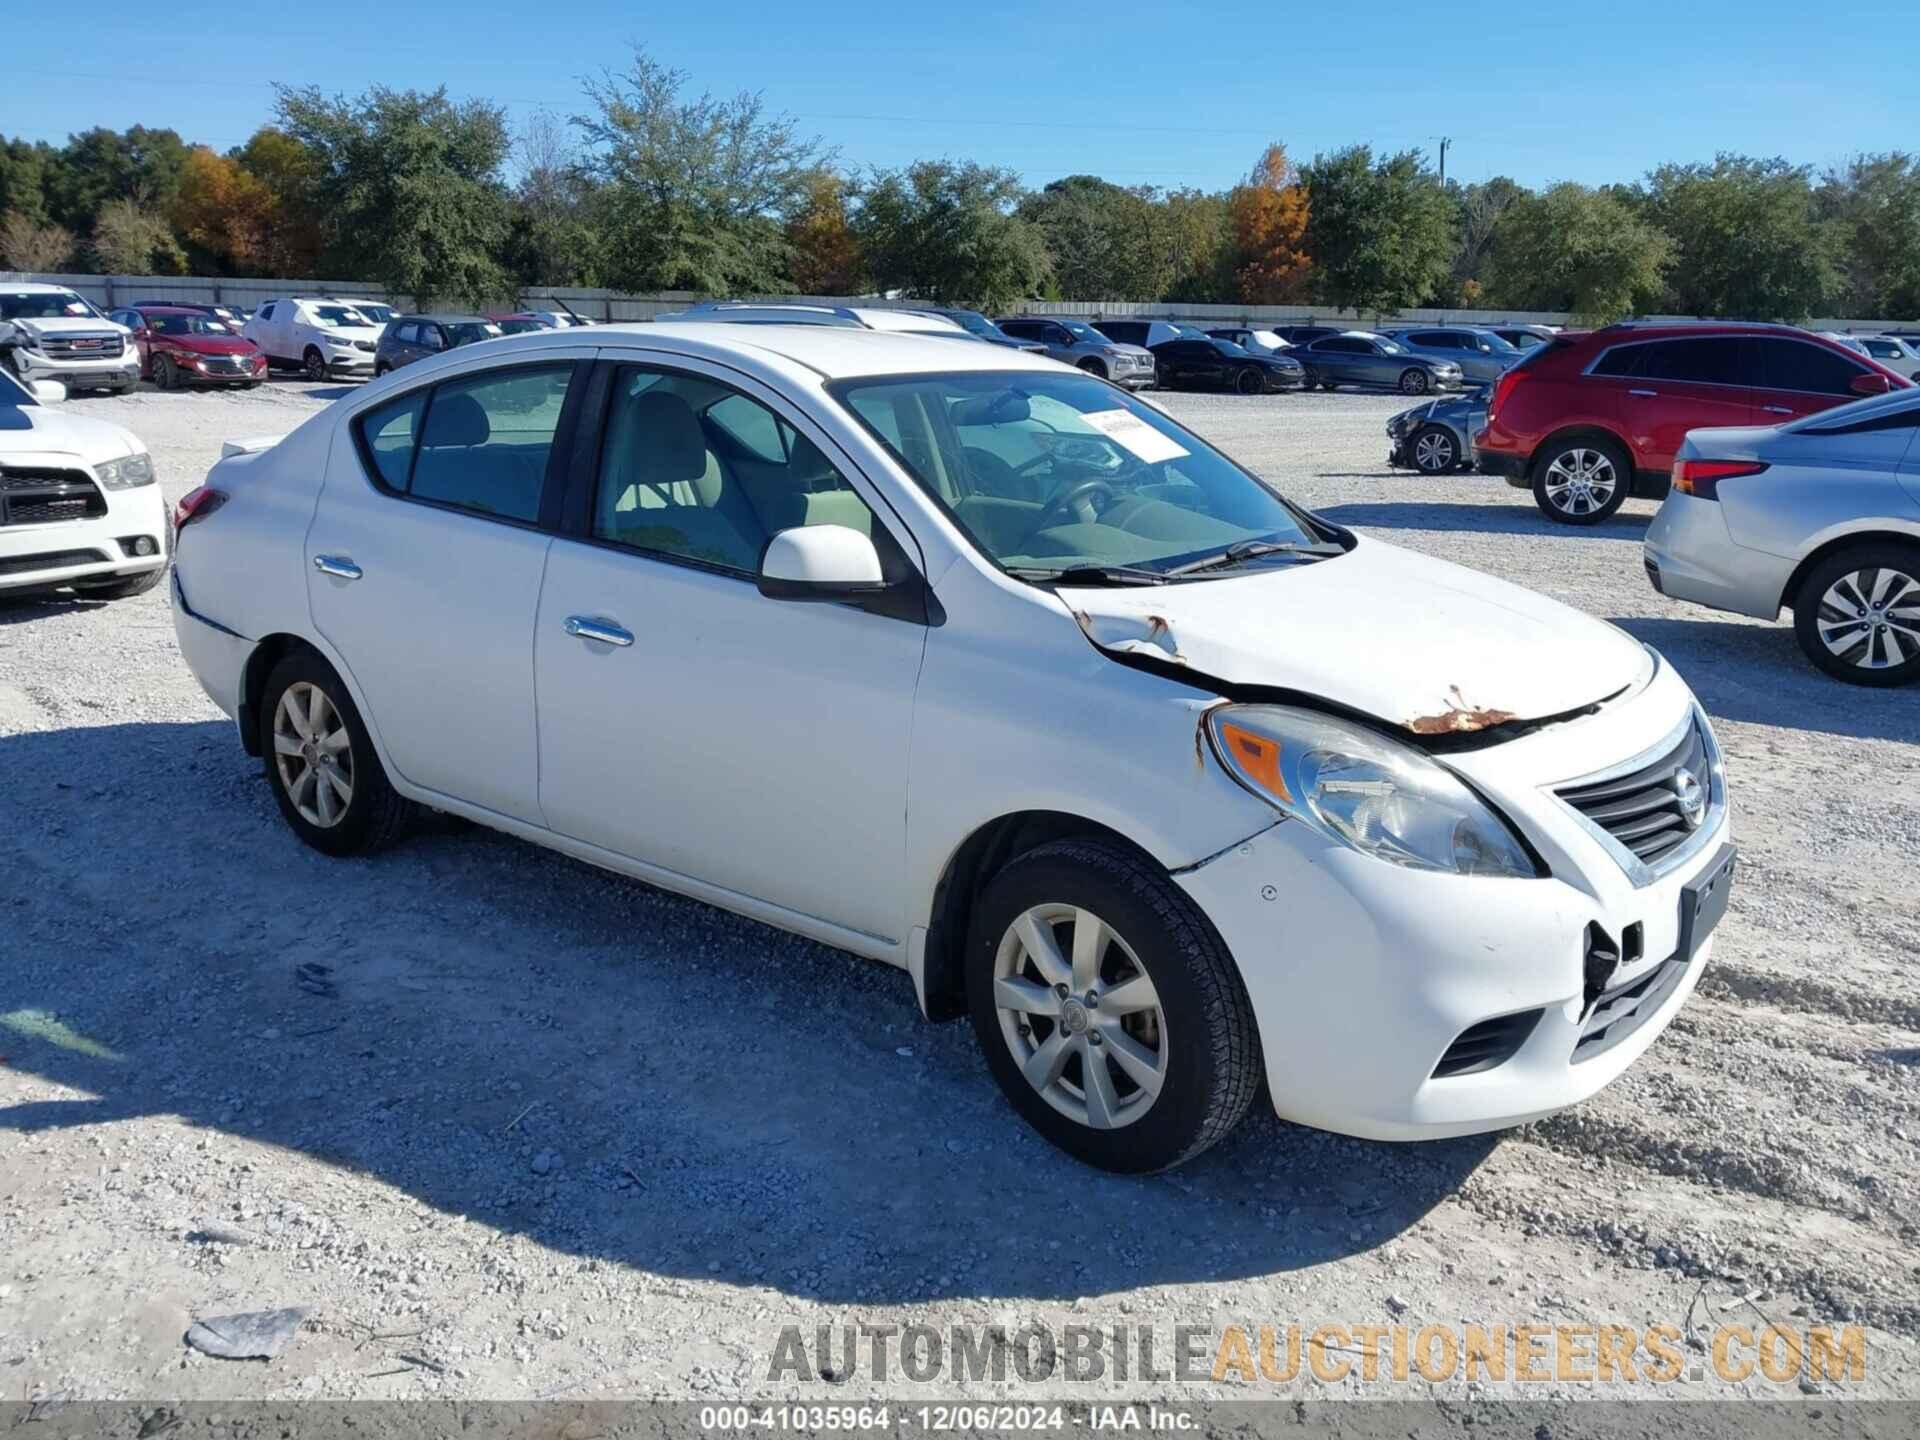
(1414, 429, 1456, 473)
(1542, 448, 1619, 516)
(1400, 369, 1430, 395)
(304, 350, 326, 382)
(273, 681, 355, 828)
(1816, 566, 1920, 671)
(993, 904, 1168, 1131)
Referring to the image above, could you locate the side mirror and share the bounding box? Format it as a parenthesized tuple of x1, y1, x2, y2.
(758, 525, 885, 601)
(1850, 371, 1893, 396)
(31, 380, 67, 404)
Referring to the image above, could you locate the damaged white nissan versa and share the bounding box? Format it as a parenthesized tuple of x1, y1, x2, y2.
(171, 325, 1734, 1172)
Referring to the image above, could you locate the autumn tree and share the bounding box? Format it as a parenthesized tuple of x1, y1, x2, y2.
(0, 211, 74, 271)
(170, 146, 278, 273)
(785, 170, 864, 294)
(1229, 143, 1310, 303)
(90, 196, 185, 274)
(232, 128, 325, 275)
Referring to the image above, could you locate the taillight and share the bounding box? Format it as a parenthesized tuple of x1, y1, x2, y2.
(1672, 459, 1766, 500)
(173, 485, 226, 530)
(1489, 366, 1528, 421)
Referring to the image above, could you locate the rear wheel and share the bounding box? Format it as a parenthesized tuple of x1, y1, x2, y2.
(1792, 543, 1920, 686)
(1530, 436, 1630, 524)
(1410, 424, 1458, 474)
(1399, 368, 1431, 395)
(966, 839, 1261, 1173)
(259, 651, 415, 855)
(303, 347, 326, 382)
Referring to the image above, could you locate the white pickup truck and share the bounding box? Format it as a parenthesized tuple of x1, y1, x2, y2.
(0, 283, 140, 395)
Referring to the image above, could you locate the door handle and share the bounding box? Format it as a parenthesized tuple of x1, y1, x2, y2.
(1627, 388, 1658, 397)
(312, 554, 362, 581)
(1760, 405, 1793, 415)
(564, 615, 634, 648)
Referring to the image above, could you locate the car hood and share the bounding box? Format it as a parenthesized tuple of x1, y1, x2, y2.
(168, 334, 259, 356)
(0, 402, 141, 463)
(1061, 537, 1651, 735)
(13, 315, 128, 337)
(322, 327, 382, 342)
(1108, 343, 1155, 359)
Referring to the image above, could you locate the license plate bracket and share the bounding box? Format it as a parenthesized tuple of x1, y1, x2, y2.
(1677, 843, 1736, 963)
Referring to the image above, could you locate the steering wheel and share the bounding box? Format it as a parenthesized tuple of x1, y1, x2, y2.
(1035, 479, 1117, 531)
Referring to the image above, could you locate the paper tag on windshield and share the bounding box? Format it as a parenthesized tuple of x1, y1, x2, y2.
(1080, 408, 1188, 464)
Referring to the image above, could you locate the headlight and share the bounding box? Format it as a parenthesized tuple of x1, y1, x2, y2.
(17, 331, 44, 352)
(1206, 704, 1537, 878)
(96, 452, 156, 489)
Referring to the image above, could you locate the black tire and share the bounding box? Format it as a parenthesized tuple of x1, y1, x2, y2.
(965, 839, 1261, 1173)
(1410, 423, 1458, 475)
(258, 650, 415, 856)
(374, 362, 391, 378)
(1234, 367, 1262, 396)
(154, 354, 178, 391)
(1792, 542, 1920, 687)
(1319, 379, 1338, 392)
(1529, 435, 1631, 525)
(75, 566, 165, 599)
(1076, 357, 1108, 380)
(303, 347, 327, 382)
(1399, 367, 1430, 396)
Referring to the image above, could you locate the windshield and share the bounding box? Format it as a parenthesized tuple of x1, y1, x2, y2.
(446, 322, 502, 346)
(1475, 331, 1520, 354)
(356, 304, 393, 321)
(1374, 338, 1403, 355)
(1, 290, 100, 321)
(313, 306, 366, 327)
(833, 371, 1322, 577)
(1060, 321, 1108, 345)
(148, 314, 229, 336)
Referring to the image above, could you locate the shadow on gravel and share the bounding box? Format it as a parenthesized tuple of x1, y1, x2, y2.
(0, 720, 1494, 1306)
(1318, 499, 1652, 538)
(0, 593, 117, 624)
(1611, 617, 1920, 745)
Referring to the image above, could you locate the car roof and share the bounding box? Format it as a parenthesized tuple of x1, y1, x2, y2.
(431, 321, 1063, 383)
(402, 313, 492, 324)
(0, 282, 83, 294)
(130, 305, 206, 315)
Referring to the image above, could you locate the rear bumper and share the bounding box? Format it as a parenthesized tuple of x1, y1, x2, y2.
(1643, 493, 1789, 620)
(0, 484, 168, 591)
(1476, 444, 1529, 481)
(170, 569, 253, 726)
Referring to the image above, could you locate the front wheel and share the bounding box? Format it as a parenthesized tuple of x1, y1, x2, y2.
(260, 651, 415, 855)
(1234, 367, 1263, 396)
(1318, 379, 1338, 392)
(303, 348, 327, 382)
(154, 355, 179, 391)
(966, 839, 1261, 1173)
(1076, 358, 1108, 380)
(1793, 544, 1920, 686)
(1530, 437, 1630, 524)
(1410, 423, 1458, 474)
(1399, 368, 1430, 395)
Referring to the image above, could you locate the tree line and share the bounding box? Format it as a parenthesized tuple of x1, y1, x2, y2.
(3, 48, 1917, 323)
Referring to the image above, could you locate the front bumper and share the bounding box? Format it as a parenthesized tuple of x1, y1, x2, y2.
(1177, 659, 1731, 1140)
(0, 481, 168, 591)
(1643, 492, 1789, 620)
(13, 347, 140, 390)
(175, 358, 267, 386)
(325, 352, 375, 375)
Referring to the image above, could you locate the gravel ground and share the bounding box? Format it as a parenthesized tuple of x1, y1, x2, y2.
(1, 378, 1918, 1406)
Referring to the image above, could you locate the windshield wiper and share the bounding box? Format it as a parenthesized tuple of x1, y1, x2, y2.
(1165, 539, 1345, 577)
(1007, 564, 1169, 587)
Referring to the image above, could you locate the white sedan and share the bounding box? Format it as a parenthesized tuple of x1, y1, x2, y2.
(170, 324, 1733, 1171)
(0, 371, 168, 599)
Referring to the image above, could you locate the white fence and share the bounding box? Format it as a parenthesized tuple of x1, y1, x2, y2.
(5, 271, 1914, 334)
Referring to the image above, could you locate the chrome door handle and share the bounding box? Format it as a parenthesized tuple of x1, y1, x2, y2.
(312, 554, 362, 580)
(1627, 388, 1658, 397)
(564, 615, 634, 648)
(1760, 405, 1793, 415)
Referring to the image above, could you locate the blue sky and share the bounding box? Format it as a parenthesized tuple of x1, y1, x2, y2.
(6, 1, 1916, 192)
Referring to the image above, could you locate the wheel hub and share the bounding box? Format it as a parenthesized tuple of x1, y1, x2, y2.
(1059, 998, 1091, 1036)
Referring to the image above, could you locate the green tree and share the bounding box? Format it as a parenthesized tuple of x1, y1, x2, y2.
(1155, 188, 1236, 303)
(275, 86, 511, 304)
(1644, 154, 1838, 319)
(232, 127, 326, 276)
(574, 47, 822, 295)
(43, 126, 190, 236)
(503, 111, 601, 288)
(0, 138, 56, 227)
(90, 196, 185, 274)
(1483, 182, 1671, 323)
(1300, 146, 1453, 315)
(1445, 175, 1526, 302)
(1817, 153, 1920, 318)
(853, 160, 1050, 308)
(1019, 175, 1170, 300)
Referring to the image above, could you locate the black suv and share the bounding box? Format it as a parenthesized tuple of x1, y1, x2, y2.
(374, 315, 503, 375)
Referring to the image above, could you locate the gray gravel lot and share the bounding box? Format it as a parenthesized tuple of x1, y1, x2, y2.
(1, 379, 1917, 1404)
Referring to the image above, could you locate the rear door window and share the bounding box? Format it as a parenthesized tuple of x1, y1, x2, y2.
(1754, 338, 1870, 396)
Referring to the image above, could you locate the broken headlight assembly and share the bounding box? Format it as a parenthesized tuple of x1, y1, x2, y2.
(1206, 704, 1538, 878)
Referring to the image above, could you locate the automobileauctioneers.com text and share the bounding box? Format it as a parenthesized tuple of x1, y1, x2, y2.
(766, 1319, 1867, 1389)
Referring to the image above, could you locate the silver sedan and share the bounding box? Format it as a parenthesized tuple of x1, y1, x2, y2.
(1644, 388, 1920, 684)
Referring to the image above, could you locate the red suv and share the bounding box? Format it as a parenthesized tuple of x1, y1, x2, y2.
(1475, 322, 1911, 524)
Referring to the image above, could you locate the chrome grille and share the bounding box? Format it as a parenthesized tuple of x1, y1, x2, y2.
(1557, 718, 1713, 868)
(39, 333, 125, 360)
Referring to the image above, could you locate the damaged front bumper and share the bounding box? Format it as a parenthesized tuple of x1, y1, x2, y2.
(1174, 659, 1730, 1141)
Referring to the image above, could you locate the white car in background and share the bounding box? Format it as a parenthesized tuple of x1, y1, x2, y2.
(0, 370, 167, 599)
(0, 283, 140, 395)
(170, 323, 1732, 1171)
(348, 301, 397, 329)
(1856, 334, 1920, 381)
(243, 297, 383, 381)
